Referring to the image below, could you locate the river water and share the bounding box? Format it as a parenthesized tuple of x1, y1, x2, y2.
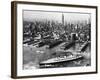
(23, 41, 91, 69)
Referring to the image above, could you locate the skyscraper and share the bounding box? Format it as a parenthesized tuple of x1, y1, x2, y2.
(62, 13, 64, 26)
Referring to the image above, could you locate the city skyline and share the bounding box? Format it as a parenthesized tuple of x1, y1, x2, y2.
(23, 10, 91, 23)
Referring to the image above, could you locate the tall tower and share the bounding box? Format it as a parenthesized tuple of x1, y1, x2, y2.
(62, 13, 64, 26)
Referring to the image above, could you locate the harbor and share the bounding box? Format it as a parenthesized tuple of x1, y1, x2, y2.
(23, 38, 91, 69)
(23, 12, 91, 69)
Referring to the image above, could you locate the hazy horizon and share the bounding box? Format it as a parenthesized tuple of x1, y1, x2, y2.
(23, 10, 91, 23)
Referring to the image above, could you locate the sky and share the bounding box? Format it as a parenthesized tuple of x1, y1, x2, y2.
(23, 10, 90, 23)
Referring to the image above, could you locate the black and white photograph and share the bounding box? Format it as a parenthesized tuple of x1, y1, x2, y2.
(11, 1, 97, 78)
(23, 11, 91, 69)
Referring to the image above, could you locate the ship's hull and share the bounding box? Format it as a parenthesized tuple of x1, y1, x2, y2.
(39, 55, 83, 68)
